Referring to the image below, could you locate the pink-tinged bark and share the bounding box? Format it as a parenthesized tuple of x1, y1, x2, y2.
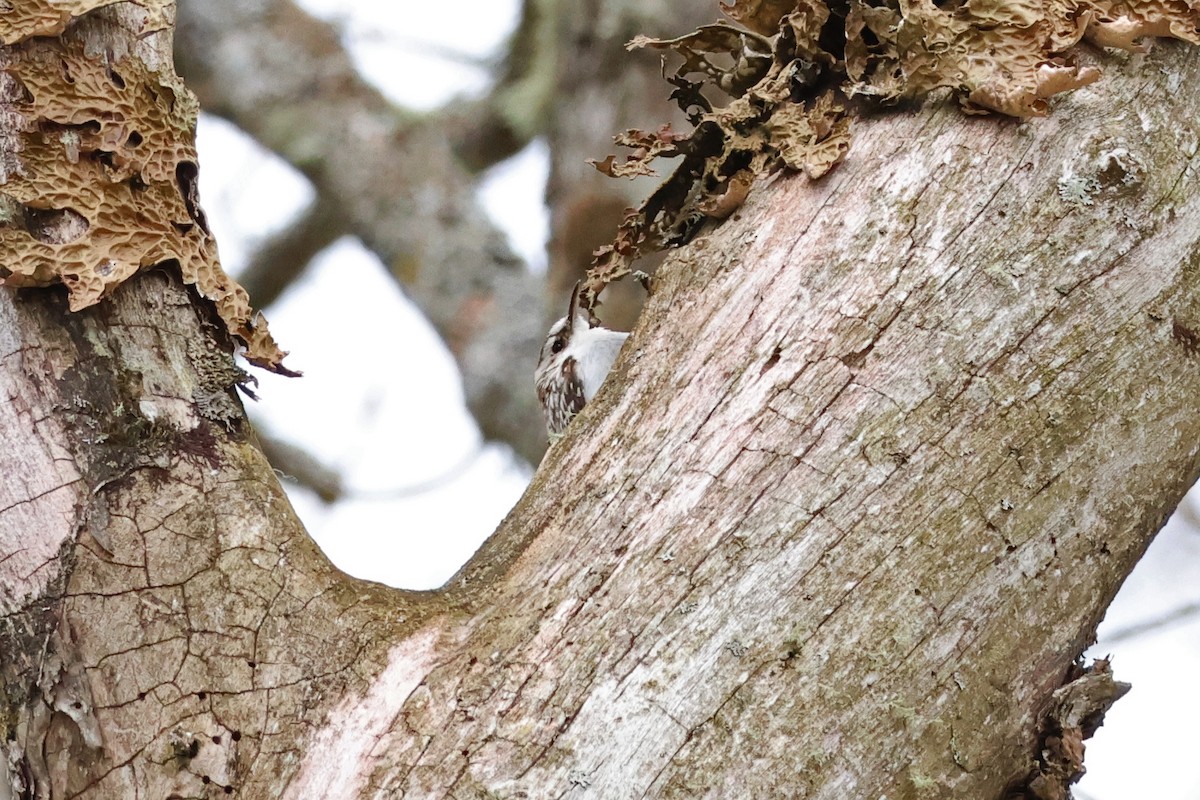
(3, 4, 1200, 800)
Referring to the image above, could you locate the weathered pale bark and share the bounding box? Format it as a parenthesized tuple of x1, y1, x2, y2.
(381, 44, 1200, 796)
(3, 5, 1200, 800)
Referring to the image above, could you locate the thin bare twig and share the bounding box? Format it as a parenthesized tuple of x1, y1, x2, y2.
(258, 430, 344, 504)
(1098, 601, 1200, 645)
(346, 443, 488, 501)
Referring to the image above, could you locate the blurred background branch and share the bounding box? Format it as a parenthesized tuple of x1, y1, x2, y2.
(235, 194, 345, 309)
(177, 0, 545, 462)
(1099, 602, 1200, 646)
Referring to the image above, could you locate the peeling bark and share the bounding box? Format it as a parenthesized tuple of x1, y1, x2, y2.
(3, 5, 1200, 800)
(541, 0, 714, 331)
(0, 2, 290, 373)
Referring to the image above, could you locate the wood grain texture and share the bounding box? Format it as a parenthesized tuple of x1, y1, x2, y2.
(398, 42, 1200, 798)
(3, 9, 1200, 800)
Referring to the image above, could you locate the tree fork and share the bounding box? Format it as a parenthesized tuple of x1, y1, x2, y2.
(2, 7, 1200, 800)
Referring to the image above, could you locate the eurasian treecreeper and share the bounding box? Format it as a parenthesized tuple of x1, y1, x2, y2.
(534, 283, 629, 438)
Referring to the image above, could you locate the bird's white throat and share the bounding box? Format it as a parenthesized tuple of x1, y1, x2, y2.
(566, 321, 629, 401)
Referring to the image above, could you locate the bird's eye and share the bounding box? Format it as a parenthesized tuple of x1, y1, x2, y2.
(550, 339, 565, 354)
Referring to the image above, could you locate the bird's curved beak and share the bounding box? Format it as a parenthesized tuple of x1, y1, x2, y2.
(567, 281, 582, 335)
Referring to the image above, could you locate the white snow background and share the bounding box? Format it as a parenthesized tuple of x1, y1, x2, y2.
(192, 2, 1200, 797)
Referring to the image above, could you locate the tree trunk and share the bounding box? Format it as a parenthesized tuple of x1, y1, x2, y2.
(3, 5, 1200, 800)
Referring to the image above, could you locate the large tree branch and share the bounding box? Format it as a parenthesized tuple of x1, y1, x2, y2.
(4, 5, 1200, 800)
(448, 0, 559, 173)
(385, 32, 1200, 787)
(427, 48, 1200, 796)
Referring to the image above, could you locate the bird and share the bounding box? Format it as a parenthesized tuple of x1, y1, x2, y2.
(534, 282, 629, 437)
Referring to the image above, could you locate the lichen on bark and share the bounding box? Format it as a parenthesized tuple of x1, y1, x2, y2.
(0, 2, 293, 374)
(584, 0, 1200, 311)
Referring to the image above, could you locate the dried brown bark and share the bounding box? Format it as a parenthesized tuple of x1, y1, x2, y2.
(539, 0, 713, 331)
(3, 5, 1200, 800)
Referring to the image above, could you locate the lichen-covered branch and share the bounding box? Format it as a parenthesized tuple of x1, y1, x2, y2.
(583, 0, 1200, 311)
(450, 0, 560, 173)
(0, 1, 292, 373)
